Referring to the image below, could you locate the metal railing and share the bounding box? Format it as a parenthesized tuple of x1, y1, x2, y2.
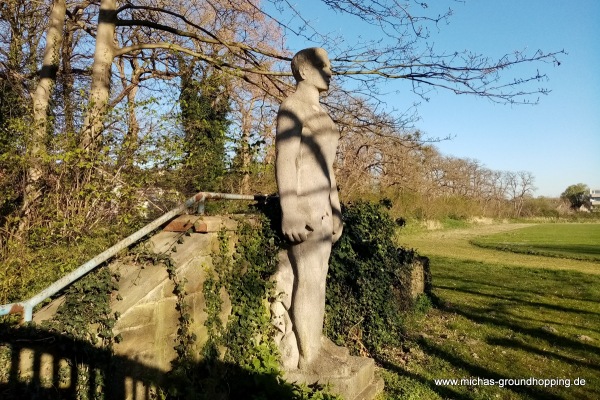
(0, 191, 270, 323)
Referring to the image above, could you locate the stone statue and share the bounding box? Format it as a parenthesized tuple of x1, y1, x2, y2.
(270, 47, 384, 399)
(271, 47, 345, 371)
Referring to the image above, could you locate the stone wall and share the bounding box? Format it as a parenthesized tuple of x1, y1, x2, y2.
(110, 215, 237, 374)
(24, 215, 239, 399)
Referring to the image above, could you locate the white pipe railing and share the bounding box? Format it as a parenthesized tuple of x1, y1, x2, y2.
(0, 191, 269, 322)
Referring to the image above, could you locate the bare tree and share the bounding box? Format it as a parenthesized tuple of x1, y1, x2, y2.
(73, 0, 560, 151)
(1, 0, 559, 240)
(0, 0, 48, 234)
(259, 1, 563, 103)
(19, 0, 67, 234)
(505, 170, 536, 217)
(80, 0, 117, 151)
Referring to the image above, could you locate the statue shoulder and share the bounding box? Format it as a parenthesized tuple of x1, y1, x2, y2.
(278, 95, 309, 118)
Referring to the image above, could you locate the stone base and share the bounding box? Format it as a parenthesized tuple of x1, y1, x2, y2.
(284, 356, 383, 400)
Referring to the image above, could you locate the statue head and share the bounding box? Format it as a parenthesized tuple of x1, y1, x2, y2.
(291, 47, 332, 92)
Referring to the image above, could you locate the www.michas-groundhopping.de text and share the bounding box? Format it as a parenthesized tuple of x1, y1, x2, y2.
(434, 377, 586, 388)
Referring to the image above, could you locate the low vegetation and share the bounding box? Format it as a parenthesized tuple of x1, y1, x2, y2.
(326, 201, 420, 355)
(385, 222, 600, 399)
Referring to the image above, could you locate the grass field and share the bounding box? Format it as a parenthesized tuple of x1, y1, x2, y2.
(470, 223, 600, 261)
(379, 222, 600, 400)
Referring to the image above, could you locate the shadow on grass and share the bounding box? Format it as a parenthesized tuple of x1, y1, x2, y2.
(487, 337, 600, 372)
(424, 291, 599, 398)
(432, 261, 600, 314)
(0, 322, 302, 400)
(437, 300, 599, 359)
(374, 337, 566, 400)
(525, 244, 600, 256)
(413, 338, 566, 400)
(373, 355, 472, 400)
(435, 284, 600, 317)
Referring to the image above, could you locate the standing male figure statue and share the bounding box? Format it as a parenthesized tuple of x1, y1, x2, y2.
(272, 47, 346, 371)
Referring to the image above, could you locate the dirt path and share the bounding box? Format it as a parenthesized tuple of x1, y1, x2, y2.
(397, 223, 600, 275)
(411, 222, 535, 240)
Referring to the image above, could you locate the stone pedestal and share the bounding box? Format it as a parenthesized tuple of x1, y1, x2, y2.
(284, 355, 384, 400)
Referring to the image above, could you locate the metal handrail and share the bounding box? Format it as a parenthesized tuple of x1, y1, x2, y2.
(0, 191, 269, 323)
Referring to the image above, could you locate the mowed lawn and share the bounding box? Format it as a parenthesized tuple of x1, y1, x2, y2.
(382, 223, 600, 400)
(470, 223, 600, 261)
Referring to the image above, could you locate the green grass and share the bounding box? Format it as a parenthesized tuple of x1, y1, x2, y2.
(470, 223, 600, 261)
(379, 223, 600, 400)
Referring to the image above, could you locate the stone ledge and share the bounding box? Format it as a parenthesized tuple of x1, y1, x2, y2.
(354, 373, 384, 400)
(284, 355, 383, 400)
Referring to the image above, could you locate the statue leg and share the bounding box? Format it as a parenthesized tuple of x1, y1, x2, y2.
(290, 213, 332, 368)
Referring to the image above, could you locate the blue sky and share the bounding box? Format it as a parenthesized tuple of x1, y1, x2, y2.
(272, 1, 600, 197)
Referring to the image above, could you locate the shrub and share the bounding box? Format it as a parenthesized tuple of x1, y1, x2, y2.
(325, 201, 419, 355)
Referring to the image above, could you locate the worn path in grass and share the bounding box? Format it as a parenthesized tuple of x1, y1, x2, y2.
(397, 223, 600, 275)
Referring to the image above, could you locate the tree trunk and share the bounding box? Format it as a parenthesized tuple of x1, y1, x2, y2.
(239, 99, 254, 194)
(122, 81, 140, 168)
(61, 17, 76, 135)
(116, 56, 140, 169)
(19, 0, 66, 233)
(80, 0, 117, 151)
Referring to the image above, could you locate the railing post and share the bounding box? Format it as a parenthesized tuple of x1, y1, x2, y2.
(23, 305, 33, 323)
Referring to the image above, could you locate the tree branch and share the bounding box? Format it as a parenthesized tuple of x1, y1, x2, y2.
(114, 42, 290, 77)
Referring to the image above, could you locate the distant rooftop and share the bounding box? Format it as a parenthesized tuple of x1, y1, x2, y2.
(591, 189, 600, 208)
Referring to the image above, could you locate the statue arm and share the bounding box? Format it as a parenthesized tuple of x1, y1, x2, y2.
(330, 171, 343, 243)
(275, 103, 313, 242)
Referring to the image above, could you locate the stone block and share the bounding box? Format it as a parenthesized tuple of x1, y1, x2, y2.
(114, 323, 160, 366)
(114, 303, 156, 331)
(177, 255, 212, 295)
(162, 216, 197, 232)
(410, 261, 425, 298)
(33, 296, 65, 323)
(112, 262, 171, 313)
(284, 355, 383, 400)
(194, 220, 208, 233)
